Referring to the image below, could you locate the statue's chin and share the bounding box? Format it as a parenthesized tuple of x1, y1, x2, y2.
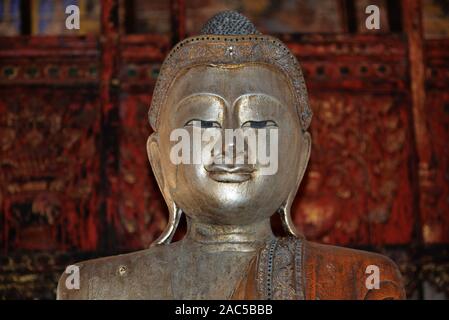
(174, 190, 279, 226)
(170, 169, 288, 224)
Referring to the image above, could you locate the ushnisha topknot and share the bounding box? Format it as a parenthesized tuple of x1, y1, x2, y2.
(200, 11, 261, 35)
(148, 11, 313, 131)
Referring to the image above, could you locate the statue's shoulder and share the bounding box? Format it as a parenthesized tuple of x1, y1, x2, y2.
(302, 240, 406, 299)
(57, 244, 174, 300)
(303, 240, 400, 271)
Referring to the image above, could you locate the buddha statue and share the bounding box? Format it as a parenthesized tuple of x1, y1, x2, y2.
(57, 11, 405, 300)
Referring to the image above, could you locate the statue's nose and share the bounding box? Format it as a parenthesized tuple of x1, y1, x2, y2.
(204, 138, 255, 173)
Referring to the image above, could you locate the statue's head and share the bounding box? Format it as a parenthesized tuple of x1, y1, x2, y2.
(147, 11, 312, 244)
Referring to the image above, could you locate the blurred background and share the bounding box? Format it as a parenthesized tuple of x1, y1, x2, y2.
(0, 0, 448, 299)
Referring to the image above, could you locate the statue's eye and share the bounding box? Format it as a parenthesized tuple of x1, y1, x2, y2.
(242, 120, 277, 129)
(184, 119, 221, 128)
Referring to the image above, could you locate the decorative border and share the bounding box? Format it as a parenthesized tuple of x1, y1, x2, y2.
(256, 237, 305, 300)
(294, 238, 305, 300)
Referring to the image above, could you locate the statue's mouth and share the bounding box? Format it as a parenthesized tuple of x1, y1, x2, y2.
(204, 163, 255, 183)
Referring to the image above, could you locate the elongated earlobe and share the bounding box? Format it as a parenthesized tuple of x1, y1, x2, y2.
(152, 203, 182, 246)
(278, 203, 303, 238)
(147, 133, 182, 246)
(278, 131, 311, 238)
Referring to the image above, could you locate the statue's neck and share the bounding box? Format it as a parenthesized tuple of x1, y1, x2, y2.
(183, 217, 274, 253)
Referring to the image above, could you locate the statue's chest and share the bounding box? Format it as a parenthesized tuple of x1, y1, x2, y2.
(168, 251, 254, 299)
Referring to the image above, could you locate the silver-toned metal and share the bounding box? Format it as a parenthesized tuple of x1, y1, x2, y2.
(152, 203, 182, 245)
(279, 205, 301, 238)
(148, 35, 313, 132)
(149, 64, 312, 250)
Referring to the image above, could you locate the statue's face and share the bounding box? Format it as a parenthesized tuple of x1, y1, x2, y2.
(155, 64, 308, 226)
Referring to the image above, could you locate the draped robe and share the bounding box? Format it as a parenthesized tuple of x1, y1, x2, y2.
(232, 237, 405, 300)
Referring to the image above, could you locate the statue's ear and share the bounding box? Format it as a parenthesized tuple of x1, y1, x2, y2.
(147, 133, 164, 194)
(146, 133, 182, 245)
(279, 131, 311, 237)
(296, 131, 312, 192)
